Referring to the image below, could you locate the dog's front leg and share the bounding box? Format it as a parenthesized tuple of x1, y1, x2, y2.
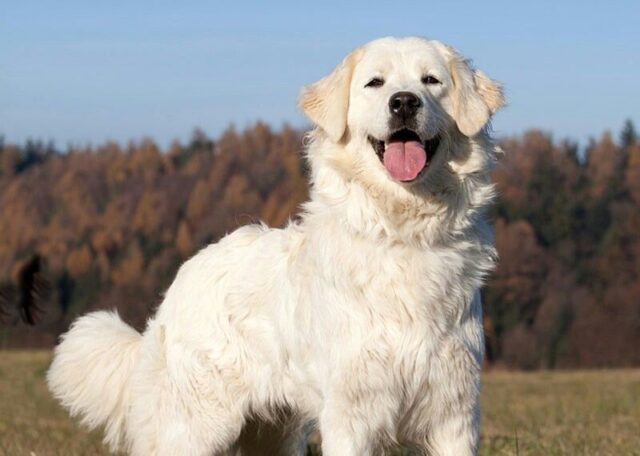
(427, 401, 480, 456)
(423, 335, 482, 456)
(319, 401, 378, 456)
(318, 378, 398, 456)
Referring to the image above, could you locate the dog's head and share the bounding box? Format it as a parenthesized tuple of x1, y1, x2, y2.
(300, 37, 504, 192)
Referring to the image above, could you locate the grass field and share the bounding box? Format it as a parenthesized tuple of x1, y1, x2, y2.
(1, 351, 639, 455)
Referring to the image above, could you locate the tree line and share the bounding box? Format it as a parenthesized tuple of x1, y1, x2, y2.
(0, 121, 638, 369)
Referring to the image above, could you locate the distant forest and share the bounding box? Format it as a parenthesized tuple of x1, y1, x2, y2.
(0, 121, 638, 369)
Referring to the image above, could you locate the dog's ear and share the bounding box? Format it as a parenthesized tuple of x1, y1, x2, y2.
(449, 52, 505, 137)
(299, 48, 363, 142)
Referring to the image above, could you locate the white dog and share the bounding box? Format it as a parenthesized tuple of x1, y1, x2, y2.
(48, 36, 504, 455)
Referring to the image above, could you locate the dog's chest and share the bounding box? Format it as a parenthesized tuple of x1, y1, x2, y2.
(314, 234, 478, 327)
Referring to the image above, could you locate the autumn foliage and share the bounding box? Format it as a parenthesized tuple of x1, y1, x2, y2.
(0, 121, 638, 369)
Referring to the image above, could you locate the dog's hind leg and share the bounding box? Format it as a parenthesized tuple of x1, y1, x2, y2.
(125, 328, 247, 456)
(130, 406, 243, 456)
(127, 370, 245, 456)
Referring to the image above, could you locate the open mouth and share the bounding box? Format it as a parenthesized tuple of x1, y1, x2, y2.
(368, 129, 441, 182)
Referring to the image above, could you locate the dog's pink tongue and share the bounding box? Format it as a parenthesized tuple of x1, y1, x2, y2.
(383, 140, 427, 181)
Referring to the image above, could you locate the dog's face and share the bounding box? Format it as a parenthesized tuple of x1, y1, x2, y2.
(300, 37, 504, 187)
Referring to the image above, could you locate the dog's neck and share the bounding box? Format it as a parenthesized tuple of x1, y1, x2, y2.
(300, 130, 498, 248)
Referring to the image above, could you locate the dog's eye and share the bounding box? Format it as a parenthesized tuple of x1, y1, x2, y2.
(365, 78, 384, 88)
(421, 75, 441, 85)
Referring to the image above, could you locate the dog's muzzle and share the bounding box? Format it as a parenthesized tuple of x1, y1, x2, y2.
(368, 129, 441, 182)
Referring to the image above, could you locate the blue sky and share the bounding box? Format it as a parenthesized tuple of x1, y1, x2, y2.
(1, 0, 638, 148)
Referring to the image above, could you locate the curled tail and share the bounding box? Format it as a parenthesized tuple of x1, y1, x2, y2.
(47, 311, 142, 451)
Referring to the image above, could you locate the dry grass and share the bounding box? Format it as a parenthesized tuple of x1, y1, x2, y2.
(1, 351, 639, 455)
(0, 351, 104, 456)
(480, 369, 640, 456)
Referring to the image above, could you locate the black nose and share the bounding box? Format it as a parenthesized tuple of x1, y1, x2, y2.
(389, 91, 422, 120)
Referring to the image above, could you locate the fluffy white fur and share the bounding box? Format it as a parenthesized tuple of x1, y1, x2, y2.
(48, 36, 504, 455)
